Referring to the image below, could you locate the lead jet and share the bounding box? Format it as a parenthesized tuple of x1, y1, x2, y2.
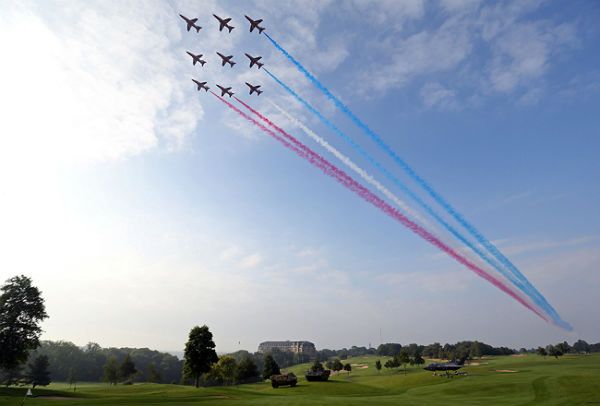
(192, 79, 209, 92)
(179, 14, 201, 32)
(423, 359, 466, 377)
(244, 53, 263, 69)
(186, 51, 206, 66)
(216, 52, 236, 67)
(217, 85, 234, 97)
(245, 83, 262, 96)
(244, 15, 265, 33)
(213, 14, 234, 33)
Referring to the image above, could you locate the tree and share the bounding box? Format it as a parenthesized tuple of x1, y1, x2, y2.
(147, 363, 161, 383)
(572, 340, 590, 354)
(413, 354, 425, 367)
(309, 359, 324, 372)
(25, 354, 51, 388)
(375, 360, 382, 373)
(67, 367, 77, 390)
(384, 358, 399, 369)
(183, 325, 218, 388)
(470, 341, 482, 359)
(536, 347, 547, 357)
(343, 363, 352, 374)
(236, 356, 259, 384)
(216, 356, 237, 386)
(396, 350, 410, 375)
(119, 354, 137, 382)
(331, 359, 344, 372)
(0, 275, 48, 371)
(262, 354, 280, 379)
(103, 357, 119, 385)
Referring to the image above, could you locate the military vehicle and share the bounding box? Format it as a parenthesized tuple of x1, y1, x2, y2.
(270, 372, 297, 388)
(305, 368, 331, 381)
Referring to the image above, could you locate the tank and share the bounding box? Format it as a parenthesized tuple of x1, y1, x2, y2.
(305, 369, 331, 381)
(270, 372, 297, 388)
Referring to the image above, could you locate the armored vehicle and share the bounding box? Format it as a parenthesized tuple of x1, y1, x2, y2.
(305, 369, 330, 381)
(270, 372, 297, 388)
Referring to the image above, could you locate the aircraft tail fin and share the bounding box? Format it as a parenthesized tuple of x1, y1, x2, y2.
(200, 60, 206, 66)
(257, 90, 263, 95)
(258, 27, 265, 34)
(227, 26, 234, 33)
(194, 26, 201, 33)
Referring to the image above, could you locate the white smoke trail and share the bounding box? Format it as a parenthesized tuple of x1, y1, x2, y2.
(268, 99, 434, 229)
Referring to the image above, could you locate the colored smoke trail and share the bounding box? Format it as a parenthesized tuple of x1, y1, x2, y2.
(263, 33, 570, 330)
(267, 99, 430, 229)
(218, 93, 548, 323)
(264, 67, 554, 326)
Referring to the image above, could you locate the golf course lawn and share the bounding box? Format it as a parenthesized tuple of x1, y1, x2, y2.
(2, 354, 599, 405)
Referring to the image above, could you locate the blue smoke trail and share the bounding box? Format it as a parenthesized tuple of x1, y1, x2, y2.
(263, 63, 570, 330)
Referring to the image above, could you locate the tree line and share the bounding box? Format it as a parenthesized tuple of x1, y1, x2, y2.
(4, 275, 600, 389)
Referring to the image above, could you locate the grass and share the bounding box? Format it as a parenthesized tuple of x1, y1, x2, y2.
(2, 354, 600, 405)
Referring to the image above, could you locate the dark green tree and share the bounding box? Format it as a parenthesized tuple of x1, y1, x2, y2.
(25, 354, 51, 388)
(67, 367, 77, 389)
(0, 276, 48, 371)
(343, 363, 352, 373)
(119, 354, 137, 382)
(572, 340, 590, 354)
(183, 325, 218, 388)
(375, 360, 382, 372)
(147, 363, 161, 383)
(262, 354, 280, 379)
(396, 350, 410, 375)
(235, 356, 259, 384)
(537, 347, 547, 357)
(413, 354, 425, 367)
(103, 356, 119, 385)
(332, 359, 344, 372)
(309, 359, 324, 372)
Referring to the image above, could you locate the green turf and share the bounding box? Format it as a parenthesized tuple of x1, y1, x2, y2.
(2, 354, 599, 405)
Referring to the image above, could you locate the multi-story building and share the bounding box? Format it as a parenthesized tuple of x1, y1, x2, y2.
(258, 340, 317, 357)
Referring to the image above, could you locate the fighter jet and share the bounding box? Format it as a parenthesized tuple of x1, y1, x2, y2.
(179, 14, 201, 32)
(216, 52, 236, 67)
(245, 83, 262, 96)
(423, 359, 466, 377)
(213, 14, 234, 33)
(191, 79, 209, 92)
(186, 51, 206, 66)
(244, 15, 265, 33)
(216, 85, 234, 97)
(244, 53, 263, 69)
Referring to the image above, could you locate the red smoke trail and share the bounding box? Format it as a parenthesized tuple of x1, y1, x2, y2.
(212, 91, 547, 322)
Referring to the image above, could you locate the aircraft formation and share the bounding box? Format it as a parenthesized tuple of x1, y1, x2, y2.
(179, 13, 265, 97)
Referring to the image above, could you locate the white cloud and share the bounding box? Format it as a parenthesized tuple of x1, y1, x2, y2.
(420, 82, 458, 110)
(237, 253, 263, 269)
(0, 1, 202, 166)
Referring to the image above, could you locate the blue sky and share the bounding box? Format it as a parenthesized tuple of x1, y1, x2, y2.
(0, 0, 599, 353)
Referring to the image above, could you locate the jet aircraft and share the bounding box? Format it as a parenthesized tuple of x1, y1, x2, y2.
(245, 83, 263, 96)
(186, 51, 206, 66)
(179, 14, 201, 32)
(423, 359, 466, 377)
(217, 85, 234, 97)
(245, 53, 264, 69)
(213, 14, 234, 33)
(191, 79, 209, 92)
(216, 52, 236, 67)
(244, 15, 265, 33)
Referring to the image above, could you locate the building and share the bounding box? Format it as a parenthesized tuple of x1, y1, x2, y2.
(258, 341, 317, 357)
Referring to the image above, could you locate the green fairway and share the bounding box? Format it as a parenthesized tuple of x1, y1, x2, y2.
(2, 354, 599, 405)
